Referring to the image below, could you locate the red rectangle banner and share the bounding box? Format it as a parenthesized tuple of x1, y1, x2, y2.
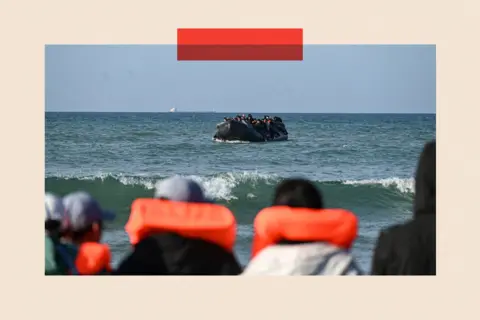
(177, 28, 303, 61)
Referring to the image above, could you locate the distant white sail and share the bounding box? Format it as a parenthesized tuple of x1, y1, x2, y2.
(169, 108, 177, 112)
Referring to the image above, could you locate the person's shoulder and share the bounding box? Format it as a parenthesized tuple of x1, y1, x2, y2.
(382, 215, 435, 238)
(45, 235, 68, 275)
(45, 234, 56, 255)
(373, 215, 436, 275)
(58, 241, 79, 253)
(378, 222, 406, 239)
(374, 215, 436, 259)
(373, 222, 406, 259)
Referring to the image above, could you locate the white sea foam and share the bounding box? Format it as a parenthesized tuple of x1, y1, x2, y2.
(212, 138, 251, 144)
(47, 171, 414, 201)
(343, 177, 414, 194)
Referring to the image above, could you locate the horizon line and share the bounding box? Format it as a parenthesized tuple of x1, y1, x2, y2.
(45, 110, 436, 115)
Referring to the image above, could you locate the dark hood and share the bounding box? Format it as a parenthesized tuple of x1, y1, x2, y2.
(114, 232, 242, 275)
(413, 140, 436, 217)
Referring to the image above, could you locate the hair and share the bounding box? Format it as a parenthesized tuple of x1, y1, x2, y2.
(273, 178, 325, 246)
(413, 140, 436, 215)
(64, 220, 104, 243)
(45, 219, 64, 238)
(273, 178, 324, 209)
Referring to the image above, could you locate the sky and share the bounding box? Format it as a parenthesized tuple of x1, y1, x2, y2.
(45, 45, 436, 113)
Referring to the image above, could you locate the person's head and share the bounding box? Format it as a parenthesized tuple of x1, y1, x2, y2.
(154, 176, 212, 203)
(273, 178, 324, 209)
(62, 191, 116, 244)
(248, 114, 252, 118)
(414, 140, 436, 216)
(45, 193, 66, 237)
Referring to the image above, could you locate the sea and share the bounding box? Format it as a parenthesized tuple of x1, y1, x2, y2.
(45, 112, 436, 273)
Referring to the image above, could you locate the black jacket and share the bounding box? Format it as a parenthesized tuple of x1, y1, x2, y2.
(371, 140, 436, 275)
(113, 232, 243, 275)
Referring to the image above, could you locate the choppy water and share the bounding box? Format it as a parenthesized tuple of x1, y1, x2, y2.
(45, 112, 436, 272)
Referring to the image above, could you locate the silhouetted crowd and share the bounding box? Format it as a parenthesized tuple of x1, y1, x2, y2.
(45, 140, 436, 276)
(224, 114, 283, 125)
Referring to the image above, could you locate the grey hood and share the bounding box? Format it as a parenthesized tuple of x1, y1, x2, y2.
(242, 243, 364, 276)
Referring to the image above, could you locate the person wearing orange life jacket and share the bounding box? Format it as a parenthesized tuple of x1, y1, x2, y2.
(52, 191, 116, 275)
(242, 178, 363, 276)
(114, 176, 242, 275)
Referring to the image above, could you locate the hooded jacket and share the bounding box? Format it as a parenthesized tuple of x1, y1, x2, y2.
(371, 140, 436, 275)
(113, 232, 243, 275)
(242, 242, 363, 276)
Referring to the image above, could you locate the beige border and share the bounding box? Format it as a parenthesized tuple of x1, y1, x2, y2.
(2, 0, 477, 317)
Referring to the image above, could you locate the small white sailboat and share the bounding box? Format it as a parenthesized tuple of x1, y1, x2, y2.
(169, 107, 177, 113)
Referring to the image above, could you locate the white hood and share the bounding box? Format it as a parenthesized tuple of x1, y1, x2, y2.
(242, 243, 364, 276)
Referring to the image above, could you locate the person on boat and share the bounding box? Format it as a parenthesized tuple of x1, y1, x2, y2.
(242, 178, 363, 276)
(272, 117, 287, 135)
(371, 140, 436, 275)
(114, 176, 243, 275)
(252, 118, 266, 137)
(46, 191, 116, 275)
(252, 119, 264, 135)
(264, 129, 272, 140)
(264, 118, 274, 139)
(247, 114, 254, 123)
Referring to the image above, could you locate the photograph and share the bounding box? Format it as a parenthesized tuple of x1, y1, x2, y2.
(45, 38, 436, 276)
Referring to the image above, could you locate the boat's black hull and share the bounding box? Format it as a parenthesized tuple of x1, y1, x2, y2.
(213, 120, 288, 143)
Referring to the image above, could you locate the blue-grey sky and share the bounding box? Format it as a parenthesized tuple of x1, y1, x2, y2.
(45, 45, 435, 113)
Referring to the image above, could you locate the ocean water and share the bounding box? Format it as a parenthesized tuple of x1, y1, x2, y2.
(45, 112, 436, 273)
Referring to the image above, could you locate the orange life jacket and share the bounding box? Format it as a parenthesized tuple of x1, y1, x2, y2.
(55, 241, 112, 275)
(251, 206, 358, 258)
(75, 243, 112, 275)
(126, 199, 237, 253)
